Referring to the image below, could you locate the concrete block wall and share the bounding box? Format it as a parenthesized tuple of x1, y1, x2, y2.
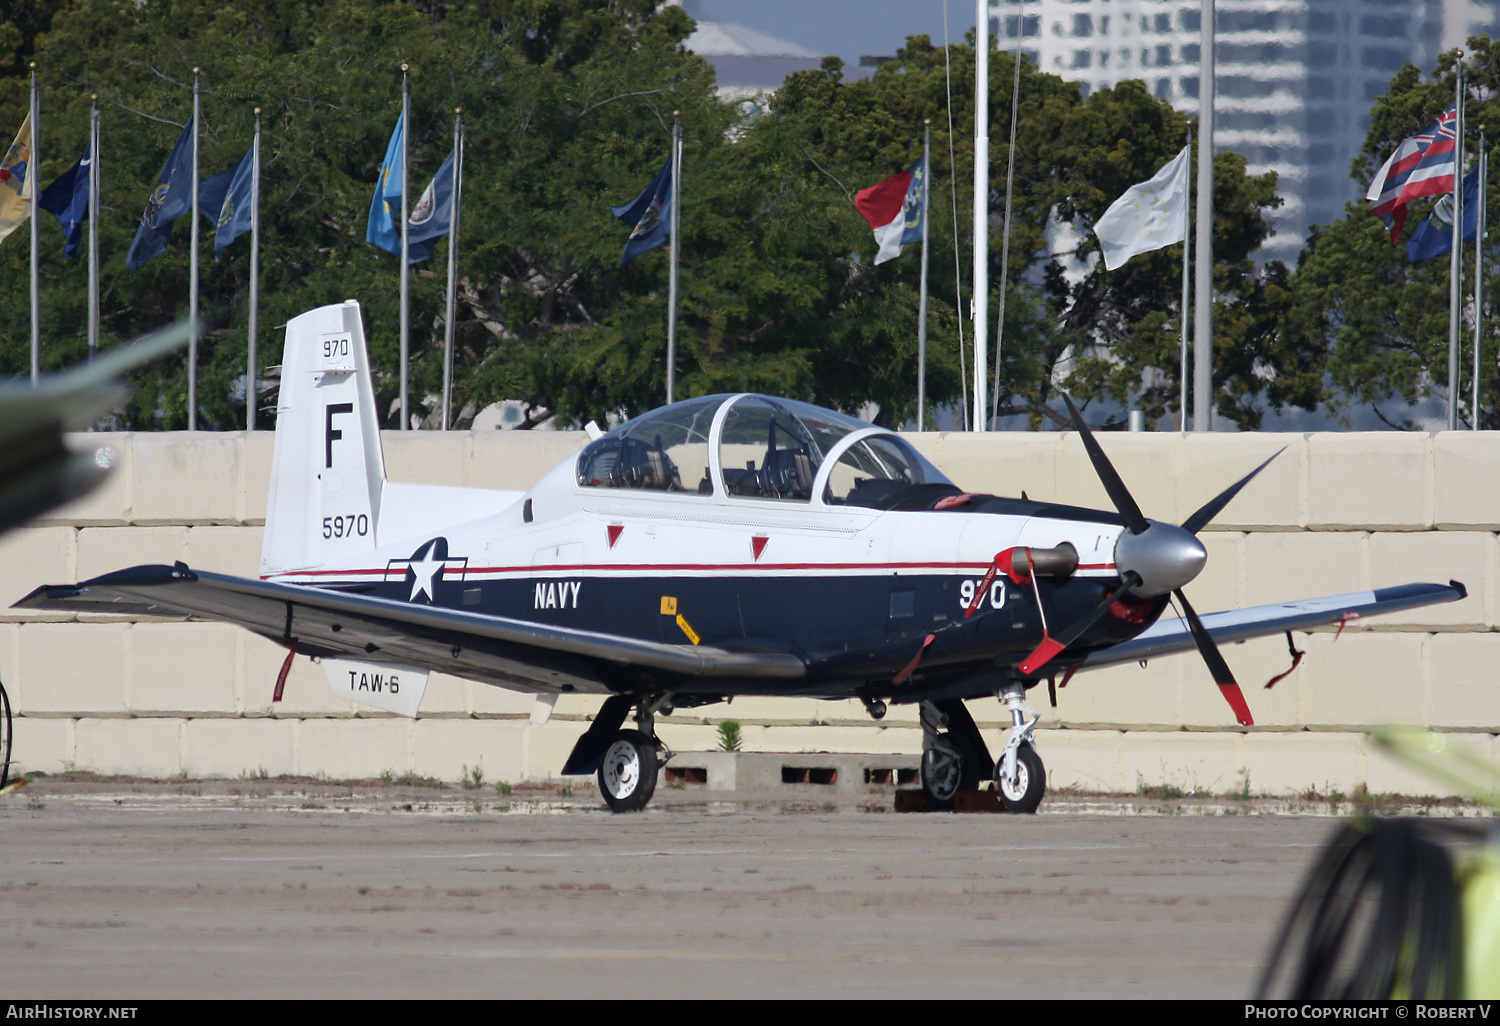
(3, 428, 1497, 799)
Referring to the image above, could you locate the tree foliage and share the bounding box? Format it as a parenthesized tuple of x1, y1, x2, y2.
(0, 2, 1298, 431)
(1284, 39, 1500, 428)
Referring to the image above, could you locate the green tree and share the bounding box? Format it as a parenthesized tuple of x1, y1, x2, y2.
(1285, 40, 1500, 428)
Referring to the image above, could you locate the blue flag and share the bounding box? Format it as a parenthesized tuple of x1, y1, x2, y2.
(407, 148, 455, 264)
(127, 117, 196, 273)
(199, 147, 254, 261)
(1407, 163, 1481, 262)
(366, 113, 405, 255)
(611, 156, 672, 267)
(39, 142, 91, 260)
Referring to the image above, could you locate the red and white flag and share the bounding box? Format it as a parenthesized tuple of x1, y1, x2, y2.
(1366, 107, 1458, 241)
(855, 156, 927, 265)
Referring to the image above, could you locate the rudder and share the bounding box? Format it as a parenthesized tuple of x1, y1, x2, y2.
(260, 300, 385, 576)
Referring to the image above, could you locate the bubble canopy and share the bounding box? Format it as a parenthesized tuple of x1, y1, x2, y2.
(575, 394, 952, 506)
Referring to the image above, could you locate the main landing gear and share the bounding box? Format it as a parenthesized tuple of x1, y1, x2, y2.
(561, 693, 674, 813)
(917, 685, 1046, 813)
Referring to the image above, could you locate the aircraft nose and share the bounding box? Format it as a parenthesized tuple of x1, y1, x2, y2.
(1114, 521, 1207, 597)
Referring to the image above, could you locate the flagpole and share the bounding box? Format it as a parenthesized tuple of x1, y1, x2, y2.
(991, 7, 1024, 428)
(1448, 53, 1466, 432)
(1181, 125, 1192, 433)
(189, 68, 200, 431)
(918, 122, 930, 431)
(88, 96, 100, 364)
(400, 65, 411, 430)
(1473, 129, 1485, 430)
(667, 112, 681, 406)
(972, 0, 989, 432)
(1193, 3, 1215, 431)
(29, 64, 39, 386)
(248, 107, 261, 430)
(442, 108, 462, 431)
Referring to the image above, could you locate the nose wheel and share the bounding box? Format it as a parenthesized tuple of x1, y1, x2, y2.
(597, 729, 660, 813)
(996, 744, 1044, 813)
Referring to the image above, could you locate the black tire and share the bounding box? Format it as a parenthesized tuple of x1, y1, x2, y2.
(996, 744, 1045, 814)
(920, 731, 984, 811)
(0, 678, 10, 791)
(596, 730, 659, 813)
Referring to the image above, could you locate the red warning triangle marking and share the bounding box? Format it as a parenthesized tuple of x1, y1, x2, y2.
(751, 536, 769, 561)
(607, 524, 623, 548)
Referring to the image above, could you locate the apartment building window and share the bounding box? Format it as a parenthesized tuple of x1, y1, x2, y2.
(1073, 49, 1093, 69)
(1155, 13, 1171, 33)
(1154, 78, 1172, 100)
(1181, 43, 1199, 64)
(1179, 76, 1198, 98)
(1073, 14, 1092, 37)
(1180, 9, 1200, 32)
(1155, 44, 1172, 66)
(1004, 14, 1041, 37)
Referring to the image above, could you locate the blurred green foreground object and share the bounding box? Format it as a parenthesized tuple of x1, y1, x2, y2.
(1257, 727, 1498, 999)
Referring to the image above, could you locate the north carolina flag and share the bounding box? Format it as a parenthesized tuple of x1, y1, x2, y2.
(855, 156, 926, 265)
(1366, 107, 1457, 241)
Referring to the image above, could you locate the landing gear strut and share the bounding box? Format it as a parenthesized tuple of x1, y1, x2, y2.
(995, 681, 1045, 813)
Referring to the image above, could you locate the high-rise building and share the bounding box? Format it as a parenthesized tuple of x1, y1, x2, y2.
(993, 0, 1499, 264)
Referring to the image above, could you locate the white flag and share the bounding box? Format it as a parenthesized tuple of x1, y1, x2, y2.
(1093, 145, 1190, 271)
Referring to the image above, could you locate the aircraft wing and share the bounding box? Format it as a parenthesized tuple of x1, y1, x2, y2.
(1077, 582, 1467, 670)
(0, 321, 191, 534)
(15, 564, 808, 695)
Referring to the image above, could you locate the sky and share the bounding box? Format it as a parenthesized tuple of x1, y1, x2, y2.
(678, 0, 978, 77)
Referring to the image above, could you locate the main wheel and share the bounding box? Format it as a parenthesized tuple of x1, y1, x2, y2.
(996, 744, 1045, 814)
(920, 732, 984, 811)
(0, 678, 10, 791)
(597, 730, 659, 813)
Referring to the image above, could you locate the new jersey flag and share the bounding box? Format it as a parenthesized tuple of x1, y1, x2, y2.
(199, 147, 254, 260)
(0, 114, 33, 246)
(1093, 145, 1190, 270)
(1407, 161, 1482, 262)
(407, 148, 455, 264)
(855, 157, 927, 265)
(366, 112, 405, 255)
(39, 143, 92, 260)
(611, 157, 672, 266)
(1366, 107, 1458, 241)
(127, 117, 196, 272)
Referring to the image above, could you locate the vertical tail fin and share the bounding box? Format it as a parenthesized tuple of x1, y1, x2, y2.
(260, 301, 386, 576)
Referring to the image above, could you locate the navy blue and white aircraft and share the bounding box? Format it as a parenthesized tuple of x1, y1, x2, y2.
(17, 302, 1467, 812)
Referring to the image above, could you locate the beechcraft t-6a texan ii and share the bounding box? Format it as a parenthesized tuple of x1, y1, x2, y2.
(18, 301, 1466, 812)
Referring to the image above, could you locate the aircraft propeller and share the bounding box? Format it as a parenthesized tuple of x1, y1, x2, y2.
(1014, 395, 1280, 726)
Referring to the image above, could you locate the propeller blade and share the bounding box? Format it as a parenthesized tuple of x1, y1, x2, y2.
(1017, 575, 1138, 676)
(1061, 393, 1149, 535)
(1174, 588, 1255, 727)
(1181, 449, 1284, 535)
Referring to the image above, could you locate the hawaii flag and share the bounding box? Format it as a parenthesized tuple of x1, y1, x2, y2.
(1094, 145, 1190, 270)
(1366, 107, 1458, 242)
(0, 114, 33, 246)
(855, 155, 926, 265)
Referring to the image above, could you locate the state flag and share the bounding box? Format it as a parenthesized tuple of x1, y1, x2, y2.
(855, 156, 927, 265)
(199, 147, 254, 260)
(1093, 145, 1190, 270)
(1367, 107, 1458, 241)
(39, 142, 93, 260)
(126, 117, 196, 272)
(0, 114, 34, 246)
(366, 112, 405, 255)
(611, 156, 672, 267)
(1407, 162, 1482, 262)
(407, 148, 456, 264)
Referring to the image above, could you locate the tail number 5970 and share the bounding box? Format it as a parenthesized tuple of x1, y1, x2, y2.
(323, 514, 370, 539)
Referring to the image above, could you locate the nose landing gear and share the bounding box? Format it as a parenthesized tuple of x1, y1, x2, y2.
(995, 681, 1045, 813)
